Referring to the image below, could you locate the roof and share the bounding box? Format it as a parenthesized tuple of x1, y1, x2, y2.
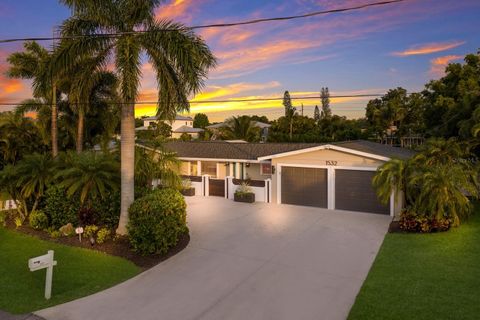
(206, 121, 271, 130)
(137, 139, 414, 161)
(143, 114, 193, 121)
(172, 125, 204, 133)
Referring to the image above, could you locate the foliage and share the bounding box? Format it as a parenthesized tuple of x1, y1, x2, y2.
(193, 113, 209, 128)
(95, 189, 120, 229)
(43, 185, 79, 229)
(59, 223, 76, 236)
(55, 151, 120, 205)
(0, 211, 8, 227)
(0, 227, 140, 314)
(235, 182, 253, 195)
(320, 87, 331, 119)
(127, 188, 188, 255)
(220, 115, 261, 142)
(179, 133, 192, 141)
(29, 210, 49, 230)
(78, 207, 97, 226)
(181, 179, 193, 190)
(96, 228, 111, 244)
(314, 105, 320, 122)
(49, 230, 62, 238)
(398, 211, 451, 233)
(84, 225, 99, 238)
(14, 216, 24, 228)
(135, 143, 181, 189)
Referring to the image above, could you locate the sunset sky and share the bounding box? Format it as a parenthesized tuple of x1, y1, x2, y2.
(0, 0, 479, 121)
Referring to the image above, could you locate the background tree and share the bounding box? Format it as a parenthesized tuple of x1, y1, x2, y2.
(7, 41, 60, 157)
(220, 116, 261, 142)
(54, 0, 216, 234)
(193, 113, 209, 128)
(314, 105, 320, 122)
(320, 87, 332, 119)
(282, 90, 296, 139)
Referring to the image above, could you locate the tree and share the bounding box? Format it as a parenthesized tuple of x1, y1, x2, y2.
(56, 152, 120, 206)
(283, 91, 296, 139)
(320, 87, 331, 119)
(221, 116, 261, 142)
(193, 113, 209, 128)
(7, 41, 60, 157)
(373, 158, 411, 208)
(314, 105, 320, 122)
(54, 0, 216, 234)
(135, 142, 181, 189)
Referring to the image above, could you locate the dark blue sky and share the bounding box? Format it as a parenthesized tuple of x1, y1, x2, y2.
(1, 0, 479, 121)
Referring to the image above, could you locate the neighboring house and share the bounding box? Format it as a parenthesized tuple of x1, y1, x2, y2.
(137, 114, 204, 139)
(206, 121, 271, 141)
(138, 139, 414, 217)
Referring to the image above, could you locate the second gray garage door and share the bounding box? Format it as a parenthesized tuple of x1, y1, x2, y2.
(335, 169, 389, 215)
(281, 166, 328, 208)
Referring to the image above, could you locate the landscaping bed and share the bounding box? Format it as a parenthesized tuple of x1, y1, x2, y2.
(348, 206, 480, 320)
(4, 216, 189, 269)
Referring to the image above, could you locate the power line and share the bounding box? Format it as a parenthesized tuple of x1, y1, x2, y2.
(0, 94, 384, 107)
(0, 0, 407, 44)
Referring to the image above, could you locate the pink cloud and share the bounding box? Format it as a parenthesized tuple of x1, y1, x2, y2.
(429, 55, 463, 77)
(392, 41, 465, 56)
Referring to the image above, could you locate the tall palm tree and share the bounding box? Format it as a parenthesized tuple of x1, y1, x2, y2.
(221, 116, 261, 142)
(54, 0, 216, 234)
(7, 41, 60, 157)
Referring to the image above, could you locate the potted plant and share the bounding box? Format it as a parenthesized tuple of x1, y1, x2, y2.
(234, 182, 255, 203)
(180, 179, 195, 196)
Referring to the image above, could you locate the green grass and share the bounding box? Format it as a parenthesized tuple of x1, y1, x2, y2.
(348, 208, 480, 320)
(0, 227, 141, 314)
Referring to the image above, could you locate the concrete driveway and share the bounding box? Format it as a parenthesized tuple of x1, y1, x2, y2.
(37, 197, 391, 320)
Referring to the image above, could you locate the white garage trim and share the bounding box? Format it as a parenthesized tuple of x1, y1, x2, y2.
(258, 144, 391, 162)
(277, 163, 394, 216)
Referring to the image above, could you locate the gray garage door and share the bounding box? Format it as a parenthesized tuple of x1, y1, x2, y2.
(335, 169, 389, 215)
(281, 167, 327, 208)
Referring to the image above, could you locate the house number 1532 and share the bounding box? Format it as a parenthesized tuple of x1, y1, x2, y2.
(326, 161, 337, 166)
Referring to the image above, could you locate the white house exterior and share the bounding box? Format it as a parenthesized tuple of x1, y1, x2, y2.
(139, 114, 203, 139)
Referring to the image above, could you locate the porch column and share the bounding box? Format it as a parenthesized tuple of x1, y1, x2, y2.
(197, 160, 202, 176)
(187, 161, 191, 175)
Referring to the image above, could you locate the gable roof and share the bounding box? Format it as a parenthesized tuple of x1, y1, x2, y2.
(137, 140, 414, 162)
(172, 125, 204, 133)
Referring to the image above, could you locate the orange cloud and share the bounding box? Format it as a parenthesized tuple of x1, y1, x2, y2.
(429, 55, 462, 77)
(392, 41, 465, 56)
(155, 0, 207, 23)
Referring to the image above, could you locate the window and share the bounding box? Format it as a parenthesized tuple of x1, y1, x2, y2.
(260, 163, 272, 175)
(201, 161, 217, 177)
(190, 161, 198, 176)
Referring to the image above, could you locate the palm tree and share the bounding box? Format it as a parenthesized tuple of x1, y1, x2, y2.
(412, 137, 471, 167)
(135, 140, 181, 189)
(410, 164, 478, 226)
(221, 116, 261, 142)
(373, 158, 410, 207)
(55, 152, 120, 206)
(53, 0, 216, 234)
(7, 41, 60, 157)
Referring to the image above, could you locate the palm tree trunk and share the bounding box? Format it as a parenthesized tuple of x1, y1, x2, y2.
(289, 119, 293, 140)
(51, 84, 58, 158)
(76, 107, 85, 153)
(116, 102, 135, 235)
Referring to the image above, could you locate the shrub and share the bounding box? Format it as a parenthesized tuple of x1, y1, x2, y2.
(96, 228, 111, 244)
(399, 211, 451, 233)
(235, 182, 252, 195)
(59, 223, 75, 236)
(181, 179, 192, 190)
(78, 207, 97, 226)
(84, 225, 99, 238)
(44, 185, 80, 228)
(49, 230, 62, 238)
(95, 190, 120, 229)
(128, 188, 188, 255)
(29, 210, 49, 230)
(0, 211, 7, 227)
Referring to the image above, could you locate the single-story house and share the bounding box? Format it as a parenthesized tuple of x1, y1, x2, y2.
(139, 140, 414, 217)
(136, 114, 204, 139)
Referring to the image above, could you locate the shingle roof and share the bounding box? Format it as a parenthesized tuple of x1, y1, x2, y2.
(172, 125, 204, 133)
(143, 114, 193, 121)
(142, 140, 414, 161)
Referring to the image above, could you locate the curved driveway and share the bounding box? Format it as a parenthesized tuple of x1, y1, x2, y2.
(37, 197, 390, 320)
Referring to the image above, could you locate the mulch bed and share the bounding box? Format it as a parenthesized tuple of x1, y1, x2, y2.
(3, 217, 190, 270)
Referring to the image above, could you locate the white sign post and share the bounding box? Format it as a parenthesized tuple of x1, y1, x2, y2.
(28, 250, 57, 299)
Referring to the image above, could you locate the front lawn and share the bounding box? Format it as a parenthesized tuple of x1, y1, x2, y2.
(348, 206, 480, 320)
(0, 227, 140, 314)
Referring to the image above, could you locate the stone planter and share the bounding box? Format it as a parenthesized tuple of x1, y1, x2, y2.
(181, 188, 195, 196)
(234, 192, 255, 203)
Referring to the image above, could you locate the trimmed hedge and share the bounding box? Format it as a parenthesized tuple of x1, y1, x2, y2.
(44, 185, 80, 228)
(127, 188, 188, 255)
